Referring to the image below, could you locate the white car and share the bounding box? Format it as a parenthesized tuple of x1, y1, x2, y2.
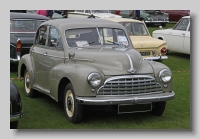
(152, 16, 190, 54)
(68, 10, 122, 18)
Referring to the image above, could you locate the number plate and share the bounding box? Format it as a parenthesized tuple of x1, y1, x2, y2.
(118, 103, 152, 114)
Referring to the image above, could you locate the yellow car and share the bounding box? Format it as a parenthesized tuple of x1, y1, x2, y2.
(105, 18, 168, 61)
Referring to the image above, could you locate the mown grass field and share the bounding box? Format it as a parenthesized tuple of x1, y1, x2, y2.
(10, 23, 190, 129)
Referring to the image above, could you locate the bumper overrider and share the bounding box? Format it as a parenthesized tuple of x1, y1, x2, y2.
(76, 91, 175, 105)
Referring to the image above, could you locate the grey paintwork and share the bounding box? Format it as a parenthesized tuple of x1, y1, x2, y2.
(18, 18, 175, 104)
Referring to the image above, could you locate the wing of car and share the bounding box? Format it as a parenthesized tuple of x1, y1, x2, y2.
(152, 16, 190, 54)
(18, 18, 175, 124)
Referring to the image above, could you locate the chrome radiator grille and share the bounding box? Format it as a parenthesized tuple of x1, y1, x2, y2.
(140, 51, 151, 56)
(97, 75, 162, 96)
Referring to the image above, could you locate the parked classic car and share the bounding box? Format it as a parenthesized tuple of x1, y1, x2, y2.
(112, 10, 169, 27)
(161, 10, 190, 21)
(152, 16, 190, 54)
(67, 10, 122, 18)
(105, 18, 168, 61)
(10, 12, 49, 66)
(10, 80, 23, 129)
(18, 18, 175, 123)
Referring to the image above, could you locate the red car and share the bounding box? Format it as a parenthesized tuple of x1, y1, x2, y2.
(161, 10, 190, 21)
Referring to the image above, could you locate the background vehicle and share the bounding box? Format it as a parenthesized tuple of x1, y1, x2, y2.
(152, 16, 190, 54)
(67, 10, 122, 18)
(10, 12, 49, 66)
(105, 18, 168, 61)
(10, 80, 23, 129)
(161, 10, 190, 21)
(112, 10, 169, 27)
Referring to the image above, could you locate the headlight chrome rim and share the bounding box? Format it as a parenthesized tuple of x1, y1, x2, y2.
(159, 69, 172, 83)
(87, 72, 101, 88)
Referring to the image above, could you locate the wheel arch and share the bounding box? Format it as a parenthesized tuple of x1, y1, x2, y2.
(58, 77, 71, 103)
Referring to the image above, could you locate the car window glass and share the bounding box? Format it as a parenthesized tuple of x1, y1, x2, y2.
(76, 10, 84, 12)
(174, 18, 190, 31)
(65, 28, 129, 47)
(120, 22, 149, 36)
(47, 26, 63, 48)
(10, 20, 46, 32)
(35, 25, 47, 46)
(85, 10, 91, 13)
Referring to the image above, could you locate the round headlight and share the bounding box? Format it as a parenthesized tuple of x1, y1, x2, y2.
(159, 69, 172, 83)
(87, 73, 101, 87)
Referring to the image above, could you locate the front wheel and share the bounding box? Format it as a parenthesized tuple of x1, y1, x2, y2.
(24, 69, 37, 97)
(64, 83, 84, 123)
(151, 101, 166, 116)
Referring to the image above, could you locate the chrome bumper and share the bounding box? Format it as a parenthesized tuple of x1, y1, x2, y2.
(10, 56, 20, 64)
(76, 91, 175, 105)
(143, 55, 168, 61)
(10, 111, 23, 122)
(145, 21, 169, 23)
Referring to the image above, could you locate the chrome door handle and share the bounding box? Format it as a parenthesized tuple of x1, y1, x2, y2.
(181, 33, 185, 35)
(43, 52, 47, 56)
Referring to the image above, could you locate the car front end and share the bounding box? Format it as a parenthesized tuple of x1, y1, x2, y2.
(141, 10, 169, 26)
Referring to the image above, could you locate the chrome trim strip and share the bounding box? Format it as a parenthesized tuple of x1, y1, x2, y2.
(143, 56, 168, 60)
(145, 21, 169, 23)
(103, 75, 155, 85)
(76, 91, 175, 105)
(125, 52, 136, 73)
(10, 32, 36, 33)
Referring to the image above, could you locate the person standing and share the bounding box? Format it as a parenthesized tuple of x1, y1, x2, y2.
(128, 10, 140, 20)
(46, 10, 54, 19)
(36, 10, 47, 16)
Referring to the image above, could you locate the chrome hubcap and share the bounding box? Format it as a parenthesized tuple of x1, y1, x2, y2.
(25, 72, 30, 93)
(65, 90, 74, 117)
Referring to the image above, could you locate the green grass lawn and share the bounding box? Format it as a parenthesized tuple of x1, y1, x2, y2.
(10, 23, 190, 129)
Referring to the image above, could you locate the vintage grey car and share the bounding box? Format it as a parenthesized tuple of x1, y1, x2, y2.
(18, 18, 175, 123)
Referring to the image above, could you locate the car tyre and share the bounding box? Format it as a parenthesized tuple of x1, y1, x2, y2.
(64, 83, 84, 123)
(24, 69, 37, 98)
(151, 101, 166, 116)
(10, 121, 18, 129)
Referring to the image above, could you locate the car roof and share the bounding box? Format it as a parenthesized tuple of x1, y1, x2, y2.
(41, 18, 126, 30)
(10, 12, 50, 20)
(104, 18, 143, 23)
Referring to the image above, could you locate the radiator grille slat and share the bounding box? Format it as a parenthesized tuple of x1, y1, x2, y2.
(97, 76, 162, 96)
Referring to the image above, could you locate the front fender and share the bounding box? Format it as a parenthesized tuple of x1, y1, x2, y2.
(148, 61, 173, 92)
(49, 63, 104, 100)
(18, 54, 35, 87)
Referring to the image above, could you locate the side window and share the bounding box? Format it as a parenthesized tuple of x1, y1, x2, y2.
(174, 18, 190, 31)
(47, 26, 63, 48)
(35, 25, 47, 46)
(85, 10, 90, 13)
